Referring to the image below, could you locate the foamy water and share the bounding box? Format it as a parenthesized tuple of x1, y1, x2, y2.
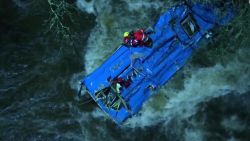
(71, 0, 250, 140)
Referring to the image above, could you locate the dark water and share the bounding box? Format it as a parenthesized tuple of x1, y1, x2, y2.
(0, 0, 250, 141)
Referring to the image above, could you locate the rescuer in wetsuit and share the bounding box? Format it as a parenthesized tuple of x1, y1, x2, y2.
(108, 76, 132, 94)
(98, 76, 131, 110)
(123, 28, 154, 47)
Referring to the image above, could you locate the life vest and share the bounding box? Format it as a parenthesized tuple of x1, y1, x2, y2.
(134, 29, 149, 43)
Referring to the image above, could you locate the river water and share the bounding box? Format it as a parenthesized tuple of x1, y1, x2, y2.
(0, 0, 250, 141)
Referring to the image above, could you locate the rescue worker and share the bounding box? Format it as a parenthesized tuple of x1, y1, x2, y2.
(108, 76, 132, 94)
(123, 31, 137, 47)
(112, 77, 131, 89)
(123, 28, 153, 47)
(105, 76, 131, 110)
